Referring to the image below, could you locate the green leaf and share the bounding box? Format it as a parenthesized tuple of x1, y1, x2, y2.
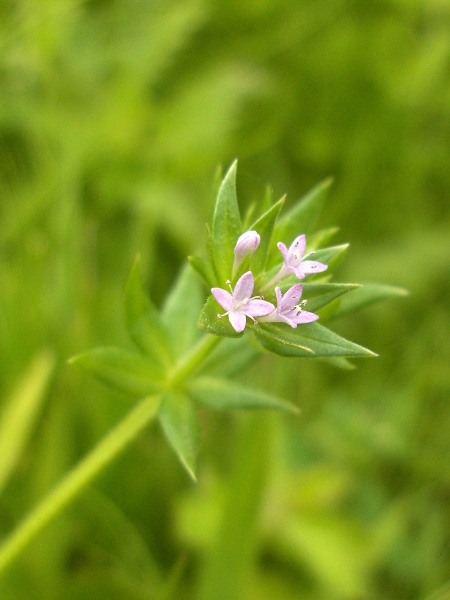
(211, 160, 242, 284)
(252, 322, 376, 358)
(251, 324, 315, 357)
(331, 283, 409, 320)
(248, 196, 285, 275)
(297, 283, 360, 313)
(0, 351, 55, 494)
(186, 376, 299, 414)
(200, 337, 261, 378)
(125, 256, 172, 365)
(70, 347, 165, 396)
(188, 255, 215, 289)
(273, 178, 333, 246)
(310, 243, 349, 274)
(307, 226, 340, 249)
(199, 295, 243, 338)
(162, 264, 203, 359)
(159, 392, 200, 481)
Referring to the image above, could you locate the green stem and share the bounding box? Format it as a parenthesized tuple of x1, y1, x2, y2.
(168, 334, 222, 387)
(0, 394, 160, 577)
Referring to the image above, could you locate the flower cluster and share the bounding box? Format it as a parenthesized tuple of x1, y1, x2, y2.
(212, 232, 328, 333)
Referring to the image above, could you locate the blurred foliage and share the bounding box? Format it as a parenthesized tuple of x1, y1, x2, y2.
(0, 0, 449, 598)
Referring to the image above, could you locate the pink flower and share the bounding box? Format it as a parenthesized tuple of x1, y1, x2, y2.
(263, 234, 328, 291)
(277, 235, 328, 280)
(260, 284, 319, 328)
(212, 271, 275, 333)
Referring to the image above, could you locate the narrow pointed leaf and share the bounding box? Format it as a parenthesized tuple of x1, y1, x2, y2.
(249, 196, 285, 274)
(251, 324, 315, 357)
(0, 351, 55, 494)
(331, 283, 409, 320)
(273, 178, 333, 245)
(125, 256, 172, 365)
(295, 283, 361, 313)
(162, 264, 203, 359)
(199, 295, 244, 338)
(200, 337, 261, 377)
(211, 160, 242, 284)
(70, 347, 164, 396)
(252, 322, 376, 358)
(188, 255, 215, 289)
(310, 243, 349, 273)
(307, 226, 340, 249)
(187, 376, 299, 414)
(159, 392, 200, 481)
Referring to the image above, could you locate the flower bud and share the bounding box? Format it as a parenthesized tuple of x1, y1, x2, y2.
(234, 230, 260, 260)
(233, 231, 261, 277)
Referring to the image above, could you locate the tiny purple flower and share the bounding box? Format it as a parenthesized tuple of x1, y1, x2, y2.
(277, 235, 328, 280)
(263, 234, 328, 290)
(233, 230, 260, 276)
(259, 284, 319, 328)
(212, 271, 275, 333)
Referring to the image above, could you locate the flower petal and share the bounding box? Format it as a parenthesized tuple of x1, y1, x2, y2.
(280, 284, 303, 309)
(277, 242, 290, 266)
(294, 310, 319, 324)
(245, 299, 275, 318)
(300, 260, 328, 275)
(228, 311, 247, 332)
(233, 271, 254, 301)
(212, 288, 234, 311)
(275, 286, 283, 308)
(288, 235, 306, 260)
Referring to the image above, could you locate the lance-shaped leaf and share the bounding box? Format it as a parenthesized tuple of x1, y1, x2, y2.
(162, 264, 203, 359)
(125, 256, 172, 365)
(199, 295, 244, 338)
(272, 178, 333, 250)
(307, 226, 340, 250)
(309, 244, 349, 274)
(159, 392, 200, 481)
(248, 196, 285, 275)
(188, 255, 215, 289)
(293, 283, 361, 313)
(186, 376, 299, 414)
(199, 337, 261, 378)
(252, 322, 376, 358)
(70, 347, 165, 396)
(211, 160, 242, 284)
(330, 283, 409, 320)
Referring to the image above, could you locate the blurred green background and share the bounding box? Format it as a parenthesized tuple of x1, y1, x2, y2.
(1, 0, 449, 598)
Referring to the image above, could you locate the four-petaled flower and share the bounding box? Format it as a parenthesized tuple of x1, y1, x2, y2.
(277, 234, 328, 280)
(260, 284, 319, 328)
(212, 271, 275, 333)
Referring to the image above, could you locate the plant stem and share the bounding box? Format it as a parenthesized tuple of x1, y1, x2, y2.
(0, 394, 160, 577)
(168, 334, 222, 387)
